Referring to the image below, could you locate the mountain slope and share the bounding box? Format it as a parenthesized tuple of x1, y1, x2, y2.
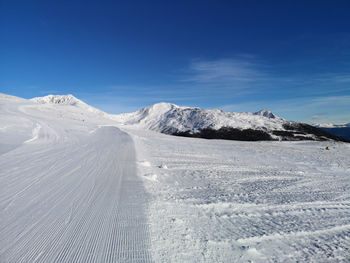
(27, 95, 347, 142)
(0, 93, 151, 262)
(112, 103, 284, 132)
(31, 94, 107, 117)
(112, 103, 347, 142)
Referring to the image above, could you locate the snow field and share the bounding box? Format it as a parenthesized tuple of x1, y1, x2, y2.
(1, 93, 350, 262)
(126, 128, 350, 262)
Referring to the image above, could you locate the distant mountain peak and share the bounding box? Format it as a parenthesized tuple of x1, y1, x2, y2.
(314, 122, 350, 128)
(254, 109, 276, 119)
(31, 94, 106, 116)
(31, 94, 82, 105)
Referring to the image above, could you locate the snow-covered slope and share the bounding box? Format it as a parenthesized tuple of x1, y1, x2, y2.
(112, 102, 284, 132)
(31, 94, 107, 117)
(0, 93, 151, 262)
(27, 96, 345, 141)
(112, 102, 345, 141)
(23, 95, 346, 141)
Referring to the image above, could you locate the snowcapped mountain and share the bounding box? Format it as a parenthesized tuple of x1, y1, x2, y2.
(27, 95, 347, 142)
(111, 102, 347, 141)
(254, 109, 276, 119)
(31, 94, 82, 105)
(31, 94, 107, 117)
(111, 103, 284, 133)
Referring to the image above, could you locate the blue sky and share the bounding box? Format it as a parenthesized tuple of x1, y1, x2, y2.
(1, 0, 350, 123)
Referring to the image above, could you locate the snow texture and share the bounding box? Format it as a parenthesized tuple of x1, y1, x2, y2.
(1, 93, 350, 262)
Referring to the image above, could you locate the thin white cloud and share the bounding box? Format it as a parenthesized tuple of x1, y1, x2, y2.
(333, 74, 350, 83)
(185, 58, 263, 84)
(310, 114, 328, 122)
(309, 95, 350, 106)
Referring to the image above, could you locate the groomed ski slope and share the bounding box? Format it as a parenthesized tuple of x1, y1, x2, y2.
(0, 95, 151, 262)
(1, 93, 350, 262)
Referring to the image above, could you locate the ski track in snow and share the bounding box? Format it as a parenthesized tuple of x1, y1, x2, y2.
(0, 98, 152, 262)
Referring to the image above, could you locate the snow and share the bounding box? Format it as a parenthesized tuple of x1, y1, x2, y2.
(111, 102, 286, 133)
(254, 109, 276, 119)
(0, 94, 151, 262)
(31, 94, 108, 117)
(31, 94, 82, 105)
(1, 93, 350, 262)
(127, 127, 350, 262)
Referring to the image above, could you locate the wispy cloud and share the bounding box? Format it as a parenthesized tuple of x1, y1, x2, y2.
(65, 55, 350, 121)
(184, 58, 263, 85)
(182, 56, 350, 98)
(333, 74, 350, 83)
(310, 113, 328, 122)
(309, 95, 350, 106)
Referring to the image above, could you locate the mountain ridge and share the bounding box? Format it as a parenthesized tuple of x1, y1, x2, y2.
(111, 102, 284, 133)
(24, 94, 349, 142)
(109, 101, 347, 142)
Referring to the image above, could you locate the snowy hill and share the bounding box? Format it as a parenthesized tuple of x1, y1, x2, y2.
(112, 102, 346, 141)
(31, 94, 107, 117)
(112, 103, 284, 132)
(25, 95, 347, 142)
